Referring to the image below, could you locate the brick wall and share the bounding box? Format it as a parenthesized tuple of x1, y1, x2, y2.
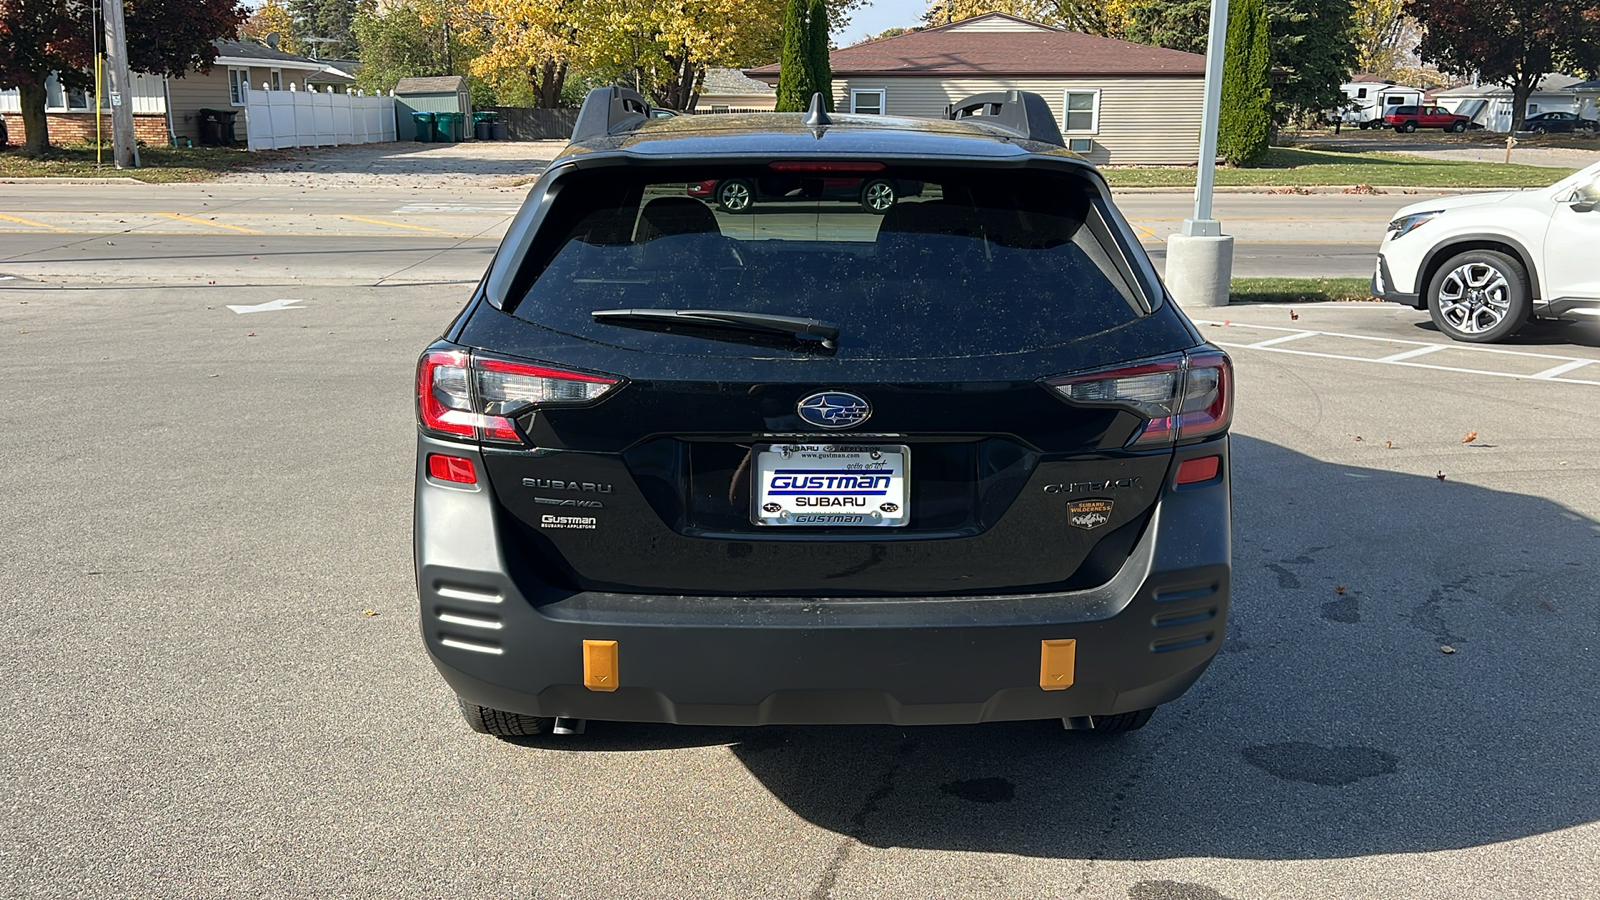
(1, 113, 170, 146)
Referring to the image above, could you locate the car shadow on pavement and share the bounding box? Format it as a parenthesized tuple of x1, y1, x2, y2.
(507, 435, 1600, 861)
(1410, 317, 1600, 349)
(719, 434, 1600, 860)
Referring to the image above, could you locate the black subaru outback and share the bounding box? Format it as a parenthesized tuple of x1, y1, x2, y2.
(415, 88, 1232, 737)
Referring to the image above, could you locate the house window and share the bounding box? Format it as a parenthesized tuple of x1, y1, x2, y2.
(1063, 90, 1100, 133)
(1068, 138, 1093, 153)
(1527, 103, 1539, 115)
(44, 73, 96, 111)
(1356, 88, 1368, 99)
(228, 68, 247, 105)
(851, 89, 884, 115)
(270, 69, 283, 91)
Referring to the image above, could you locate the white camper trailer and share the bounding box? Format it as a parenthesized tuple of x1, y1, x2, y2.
(1329, 81, 1426, 129)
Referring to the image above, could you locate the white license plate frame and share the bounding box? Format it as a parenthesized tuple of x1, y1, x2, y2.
(751, 443, 909, 528)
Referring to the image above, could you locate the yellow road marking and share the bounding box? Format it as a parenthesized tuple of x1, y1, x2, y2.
(1133, 225, 1157, 239)
(158, 212, 261, 234)
(0, 213, 62, 230)
(339, 215, 444, 233)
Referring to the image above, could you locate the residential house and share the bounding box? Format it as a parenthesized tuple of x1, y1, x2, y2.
(695, 68, 777, 112)
(1570, 80, 1599, 120)
(1432, 75, 1586, 132)
(745, 12, 1207, 165)
(0, 39, 335, 146)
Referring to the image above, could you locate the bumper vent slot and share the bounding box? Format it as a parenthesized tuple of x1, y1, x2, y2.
(439, 635, 504, 655)
(1153, 608, 1217, 628)
(1154, 584, 1218, 604)
(1151, 633, 1213, 653)
(438, 610, 504, 631)
(436, 584, 504, 605)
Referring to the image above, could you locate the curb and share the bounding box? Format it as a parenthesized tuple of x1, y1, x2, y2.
(0, 177, 148, 185)
(1108, 184, 1520, 195)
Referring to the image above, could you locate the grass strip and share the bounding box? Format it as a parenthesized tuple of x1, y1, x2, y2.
(0, 144, 279, 183)
(1229, 277, 1376, 304)
(1105, 147, 1574, 189)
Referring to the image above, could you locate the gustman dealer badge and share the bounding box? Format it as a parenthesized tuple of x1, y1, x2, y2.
(1067, 499, 1115, 530)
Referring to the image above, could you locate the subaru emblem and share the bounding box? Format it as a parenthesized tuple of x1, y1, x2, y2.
(796, 391, 872, 430)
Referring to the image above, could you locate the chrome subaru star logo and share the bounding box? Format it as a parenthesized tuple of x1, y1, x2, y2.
(796, 391, 872, 429)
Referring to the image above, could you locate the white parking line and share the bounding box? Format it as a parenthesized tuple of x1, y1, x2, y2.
(1531, 359, 1595, 379)
(1247, 331, 1321, 349)
(1377, 345, 1448, 362)
(1197, 320, 1600, 387)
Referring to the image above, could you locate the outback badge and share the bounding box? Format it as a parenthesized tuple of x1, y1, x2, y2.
(1067, 499, 1115, 531)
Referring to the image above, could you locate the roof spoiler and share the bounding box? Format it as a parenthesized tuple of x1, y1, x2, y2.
(571, 86, 652, 143)
(945, 90, 1064, 147)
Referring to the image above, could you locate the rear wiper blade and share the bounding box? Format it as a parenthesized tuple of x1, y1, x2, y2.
(591, 308, 839, 349)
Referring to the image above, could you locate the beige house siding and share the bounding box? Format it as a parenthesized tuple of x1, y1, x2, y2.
(832, 75, 1203, 165)
(169, 66, 314, 144)
(697, 93, 777, 111)
(167, 69, 235, 143)
(938, 17, 1055, 32)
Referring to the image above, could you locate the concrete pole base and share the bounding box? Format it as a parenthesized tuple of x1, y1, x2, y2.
(1165, 233, 1235, 309)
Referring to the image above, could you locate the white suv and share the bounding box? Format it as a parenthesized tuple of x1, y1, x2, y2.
(1373, 162, 1600, 342)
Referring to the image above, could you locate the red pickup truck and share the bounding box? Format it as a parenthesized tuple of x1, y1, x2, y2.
(1384, 105, 1471, 133)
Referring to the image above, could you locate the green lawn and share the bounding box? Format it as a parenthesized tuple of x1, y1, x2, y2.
(1229, 277, 1375, 304)
(1105, 147, 1574, 189)
(0, 144, 271, 183)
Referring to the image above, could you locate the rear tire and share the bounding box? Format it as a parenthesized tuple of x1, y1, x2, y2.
(459, 698, 554, 736)
(1451, 122, 1467, 133)
(1426, 249, 1531, 344)
(716, 178, 754, 214)
(860, 178, 898, 214)
(1530, 126, 1546, 136)
(1089, 708, 1155, 734)
(1402, 122, 1417, 133)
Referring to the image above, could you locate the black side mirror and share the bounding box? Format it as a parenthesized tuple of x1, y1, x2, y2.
(1573, 201, 1597, 213)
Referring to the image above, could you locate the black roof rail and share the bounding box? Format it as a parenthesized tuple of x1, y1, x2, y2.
(571, 86, 652, 143)
(945, 90, 1064, 147)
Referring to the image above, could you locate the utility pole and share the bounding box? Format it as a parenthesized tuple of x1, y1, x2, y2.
(1164, 0, 1233, 308)
(102, 0, 140, 168)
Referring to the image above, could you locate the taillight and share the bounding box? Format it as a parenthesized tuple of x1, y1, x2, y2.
(768, 161, 885, 172)
(1045, 350, 1232, 447)
(426, 453, 478, 484)
(416, 349, 620, 443)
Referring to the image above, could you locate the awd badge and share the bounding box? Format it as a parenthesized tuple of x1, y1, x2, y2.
(1067, 499, 1114, 530)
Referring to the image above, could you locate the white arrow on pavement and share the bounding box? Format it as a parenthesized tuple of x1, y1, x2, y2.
(227, 298, 306, 314)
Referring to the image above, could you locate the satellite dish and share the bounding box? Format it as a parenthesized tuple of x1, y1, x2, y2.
(265, 32, 280, 49)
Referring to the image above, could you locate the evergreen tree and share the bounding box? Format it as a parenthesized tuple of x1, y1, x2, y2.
(775, 0, 816, 112)
(1267, 0, 1357, 123)
(807, 0, 834, 111)
(1218, 0, 1272, 166)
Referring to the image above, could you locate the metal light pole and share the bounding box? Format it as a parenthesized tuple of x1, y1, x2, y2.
(1165, 0, 1233, 308)
(102, 0, 140, 168)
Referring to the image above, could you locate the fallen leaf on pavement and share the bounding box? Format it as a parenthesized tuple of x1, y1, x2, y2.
(1290, 309, 1299, 320)
(1436, 471, 1446, 481)
(1385, 441, 1393, 449)
(1440, 645, 1456, 654)
(1335, 585, 1347, 594)
(1354, 435, 1363, 441)
(362, 609, 377, 617)
(1461, 431, 1478, 443)
(246, 332, 256, 337)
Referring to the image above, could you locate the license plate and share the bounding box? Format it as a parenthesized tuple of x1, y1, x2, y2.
(753, 444, 908, 527)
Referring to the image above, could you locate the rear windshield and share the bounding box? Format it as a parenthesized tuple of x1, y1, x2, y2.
(506, 165, 1151, 359)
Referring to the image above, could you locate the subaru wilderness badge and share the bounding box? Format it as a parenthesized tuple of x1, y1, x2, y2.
(797, 392, 872, 429)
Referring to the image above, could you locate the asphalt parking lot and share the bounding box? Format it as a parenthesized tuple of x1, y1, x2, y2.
(4, 188, 1600, 898)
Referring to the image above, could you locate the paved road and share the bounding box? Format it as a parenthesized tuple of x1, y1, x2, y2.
(0, 181, 1474, 280)
(3, 272, 1598, 897)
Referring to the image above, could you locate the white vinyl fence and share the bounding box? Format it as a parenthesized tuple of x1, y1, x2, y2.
(245, 88, 397, 151)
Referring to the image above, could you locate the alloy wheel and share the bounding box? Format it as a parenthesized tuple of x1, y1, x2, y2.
(1437, 263, 1511, 334)
(719, 182, 751, 212)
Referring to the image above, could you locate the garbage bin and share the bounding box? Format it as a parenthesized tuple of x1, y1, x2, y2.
(198, 108, 227, 145)
(472, 111, 495, 141)
(410, 111, 436, 142)
(215, 110, 239, 145)
(435, 112, 464, 142)
(489, 120, 506, 141)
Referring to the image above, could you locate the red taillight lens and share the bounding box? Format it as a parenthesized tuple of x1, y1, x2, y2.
(1045, 350, 1232, 447)
(1175, 455, 1221, 485)
(426, 453, 477, 484)
(416, 350, 620, 443)
(417, 349, 475, 438)
(767, 161, 886, 172)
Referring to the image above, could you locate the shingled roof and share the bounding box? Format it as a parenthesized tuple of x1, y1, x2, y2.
(747, 13, 1205, 79)
(748, 12, 1203, 79)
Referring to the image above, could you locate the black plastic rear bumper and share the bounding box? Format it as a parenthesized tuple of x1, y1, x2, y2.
(415, 434, 1231, 726)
